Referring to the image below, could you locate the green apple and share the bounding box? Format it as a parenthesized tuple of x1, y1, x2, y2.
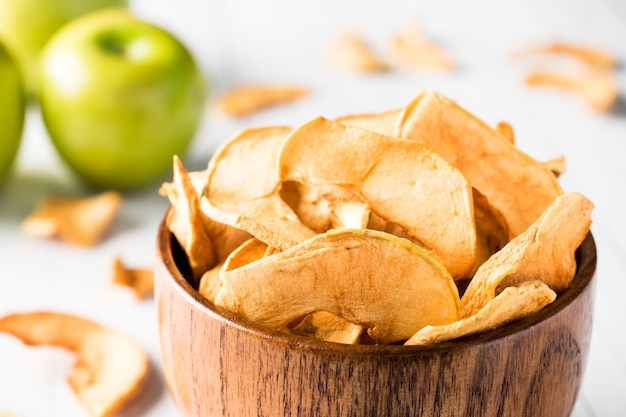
(0, 41, 24, 182)
(38, 8, 208, 190)
(0, 0, 127, 95)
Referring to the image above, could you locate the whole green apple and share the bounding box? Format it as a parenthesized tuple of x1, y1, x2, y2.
(38, 9, 208, 190)
(0, 0, 127, 95)
(0, 41, 24, 182)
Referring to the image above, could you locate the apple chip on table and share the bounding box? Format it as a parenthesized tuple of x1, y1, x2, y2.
(161, 90, 593, 345)
(0, 312, 149, 417)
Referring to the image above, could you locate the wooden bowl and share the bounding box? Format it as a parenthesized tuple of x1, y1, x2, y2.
(155, 215, 597, 417)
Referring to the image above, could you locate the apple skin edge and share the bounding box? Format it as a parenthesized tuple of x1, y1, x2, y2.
(38, 8, 208, 191)
(0, 41, 24, 183)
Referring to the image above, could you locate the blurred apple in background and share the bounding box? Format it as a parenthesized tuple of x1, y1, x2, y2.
(38, 8, 208, 191)
(0, 41, 25, 183)
(0, 0, 127, 95)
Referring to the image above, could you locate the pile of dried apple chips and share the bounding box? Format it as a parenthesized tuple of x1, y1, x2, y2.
(160, 90, 594, 345)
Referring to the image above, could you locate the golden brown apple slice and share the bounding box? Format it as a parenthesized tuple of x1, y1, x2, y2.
(0, 312, 148, 417)
(460, 192, 594, 318)
(288, 311, 364, 344)
(215, 228, 460, 344)
(278, 116, 477, 279)
(335, 108, 401, 137)
(328, 32, 389, 73)
(22, 191, 121, 247)
(405, 280, 556, 345)
(201, 126, 316, 250)
(394, 90, 563, 238)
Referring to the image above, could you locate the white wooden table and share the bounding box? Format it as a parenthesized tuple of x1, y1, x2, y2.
(1, 0, 625, 415)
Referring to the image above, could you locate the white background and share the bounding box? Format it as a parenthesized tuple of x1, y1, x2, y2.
(1, 0, 625, 416)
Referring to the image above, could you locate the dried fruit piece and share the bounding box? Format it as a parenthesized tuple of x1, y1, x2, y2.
(110, 257, 154, 300)
(460, 192, 593, 318)
(405, 280, 556, 345)
(279, 116, 477, 279)
(201, 126, 316, 250)
(0, 312, 148, 417)
(217, 84, 308, 117)
(525, 69, 617, 111)
(328, 32, 388, 72)
(518, 42, 619, 68)
(335, 108, 401, 137)
(394, 90, 563, 237)
(160, 156, 216, 282)
(21, 191, 121, 247)
(389, 23, 453, 70)
(215, 228, 460, 344)
(288, 311, 364, 344)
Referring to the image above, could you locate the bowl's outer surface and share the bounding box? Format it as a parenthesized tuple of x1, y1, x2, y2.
(156, 217, 597, 417)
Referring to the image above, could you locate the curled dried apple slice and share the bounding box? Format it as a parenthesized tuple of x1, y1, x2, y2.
(22, 191, 121, 247)
(525, 69, 617, 111)
(217, 84, 308, 117)
(328, 32, 389, 73)
(0, 312, 148, 417)
(278, 116, 477, 279)
(461, 192, 593, 318)
(215, 228, 460, 344)
(405, 280, 556, 345)
(335, 108, 401, 137)
(201, 126, 316, 251)
(288, 311, 364, 344)
(394, 90, 563, 237)
(517, 42, 619, 68)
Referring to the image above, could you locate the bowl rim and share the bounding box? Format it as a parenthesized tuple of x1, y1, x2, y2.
(156, 213, 597, 356)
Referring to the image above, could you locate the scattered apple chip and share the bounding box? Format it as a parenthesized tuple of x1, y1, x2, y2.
(328, 32, 388, 73)
(0, 312, 148, 417)
(461, 192, 593, 318)
(21, 191, 121, 247)
(518, 42, 619, 68)
(201, 126, 316, 250)
(215, 228, 460, 344)
(288, 311, 364, 344)
(394, 90, 563, 237)
(525, 69, 618, 111)
(278, 116, 477, 279)
(389, 22, 453, 70)
(335, 108, 402, 137)
(110, 257, 154, 300)
(217, 84, 308, 117)
(406, 280, 556, 345)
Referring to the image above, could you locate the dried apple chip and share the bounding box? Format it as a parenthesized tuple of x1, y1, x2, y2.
(518, 42, 619, 68)
(335, 108, 401, 137)
(288, 311, 364, 344)
(405, 280, 556, 345)
(525, 69, 617, 111)
(394, 90, 563, 237)
(278, 116, 477, 279)
(328, 32, 388, 72)
(215, 228, 460, 344)
(22, 191, 121, 247)
(110, 257, 154, 300)
(389, 23, 453, 70)
(0, 312, 148, 417)
(461, 192, 593, 318)
(201, 126, 316, 250)
(217, 84, 308, 117)
(160, 156, 216, 282)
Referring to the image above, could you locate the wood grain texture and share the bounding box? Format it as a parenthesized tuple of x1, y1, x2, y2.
(155, 216, 597, 417)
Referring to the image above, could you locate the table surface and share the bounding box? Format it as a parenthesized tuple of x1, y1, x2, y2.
(1, 0, 625, 416)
